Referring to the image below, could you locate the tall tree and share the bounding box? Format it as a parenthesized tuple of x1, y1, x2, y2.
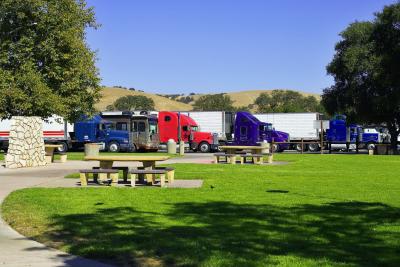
(109, 95, 155, 111)
(322, 2, 400, 150)
(0, 0, 100, 121)
(193, 94, 235, 111)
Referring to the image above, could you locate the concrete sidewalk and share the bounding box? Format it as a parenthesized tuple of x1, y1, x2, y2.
(0, 153, 213, 267)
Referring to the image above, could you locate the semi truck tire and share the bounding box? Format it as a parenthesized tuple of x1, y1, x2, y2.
(130, 144, 137, 152)
(198, 142, 211, 153)
(108, 141, 121, 152)
(307, 143, 319, 152)
(56, 142, 68, 153)
(295, 143, 306, 152)
(271, 144, 280, 153)
(366, 142, 376, 150)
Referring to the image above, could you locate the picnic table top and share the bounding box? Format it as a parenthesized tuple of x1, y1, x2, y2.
(84, 155, 170, 162)
(219, 145, 264, 150)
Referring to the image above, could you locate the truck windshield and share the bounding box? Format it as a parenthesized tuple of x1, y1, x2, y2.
(102, 123, 114, 130)
(191, 126, 199, 132)
(259, 124, 272, 132)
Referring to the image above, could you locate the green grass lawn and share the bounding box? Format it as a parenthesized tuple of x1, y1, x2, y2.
(2, 154, 400, 266)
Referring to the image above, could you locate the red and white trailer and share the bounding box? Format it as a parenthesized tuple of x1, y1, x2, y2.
(0, 116, 73, 152)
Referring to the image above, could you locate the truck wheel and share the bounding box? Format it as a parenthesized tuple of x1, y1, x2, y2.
(295, 143, 306, 152)
(56, 142, 68, 153)
(130, 144, 137, 152)
(108, 141, 120, 153)
(366, 142, 376, 150)
(198, 142, 210, 153)
(308, 143, 319, 152)
(271, 144, 280, 153)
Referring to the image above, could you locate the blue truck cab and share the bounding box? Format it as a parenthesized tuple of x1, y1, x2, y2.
(326, 115, 383, 150)
(74, 115, 131, 152)
(326, 115, 362, 143)
(233, 112, 290, 152)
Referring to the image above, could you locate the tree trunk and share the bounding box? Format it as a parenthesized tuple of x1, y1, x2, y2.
(387, 125, 399, 155)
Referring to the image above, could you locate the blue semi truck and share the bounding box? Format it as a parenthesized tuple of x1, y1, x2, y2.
(326, 115, 387, 150)
(72, 115, 132, 152)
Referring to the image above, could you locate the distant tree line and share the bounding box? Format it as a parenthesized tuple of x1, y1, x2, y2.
(157, 93, 194, 104)
(178, 96, 194, 104)
(106, 95, 155, 111)
(112, 85, 143, 92)
(192, 90, 323, 113)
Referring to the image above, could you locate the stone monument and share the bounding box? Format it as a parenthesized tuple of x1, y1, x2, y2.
(5, 116, 46, 168)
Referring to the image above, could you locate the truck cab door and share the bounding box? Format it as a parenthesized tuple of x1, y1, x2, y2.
(239, 126, 249, 144)
(348, 127, 358, 143)
(182, 126, 190, 141)
(97, 124, 107, 141)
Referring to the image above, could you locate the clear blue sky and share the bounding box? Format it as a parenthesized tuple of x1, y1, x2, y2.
(86, 0, 396, 95)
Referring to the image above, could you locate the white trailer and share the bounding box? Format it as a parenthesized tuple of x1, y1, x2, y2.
(0, 116, 73, 152)
(254, 113, 323, 151)
(183, 111, 235, 142)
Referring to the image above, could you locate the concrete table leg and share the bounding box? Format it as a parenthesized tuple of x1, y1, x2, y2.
(45, 147, 55, 163)
(142, 161, 156, 185)
(99, 161, 113, 184)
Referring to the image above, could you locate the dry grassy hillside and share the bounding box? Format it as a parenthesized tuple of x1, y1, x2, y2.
(189, 89, 321, 107)
(96, 87, 192, 111)
(97, 87, 321, 112)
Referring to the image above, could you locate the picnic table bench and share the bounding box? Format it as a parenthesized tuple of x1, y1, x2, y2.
(214, 153, 265, 165)
(79, 169, 119, 186)
(92, 166, 129, 182)
(130, 169, 171, 187)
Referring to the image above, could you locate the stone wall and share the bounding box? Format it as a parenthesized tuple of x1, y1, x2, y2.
(5, 116, 46, 168)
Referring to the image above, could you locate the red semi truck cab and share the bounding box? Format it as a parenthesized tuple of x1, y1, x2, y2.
(158, 111, 218, 152)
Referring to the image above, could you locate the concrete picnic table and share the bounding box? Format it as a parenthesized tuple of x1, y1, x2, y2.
(44, 144, 62, 163)
(84, 155, 170, 184)
(218, 145, 271, 164)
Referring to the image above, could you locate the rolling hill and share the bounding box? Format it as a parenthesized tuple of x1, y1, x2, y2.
(96, 87, 321, 112)
(96, 87, 192, 111)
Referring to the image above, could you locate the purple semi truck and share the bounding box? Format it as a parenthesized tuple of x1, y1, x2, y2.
(232, 112, 290, 152)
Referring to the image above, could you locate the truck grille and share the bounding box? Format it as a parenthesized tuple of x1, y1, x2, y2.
(212, 133, 219, 145)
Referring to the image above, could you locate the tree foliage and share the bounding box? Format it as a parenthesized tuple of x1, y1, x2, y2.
(178, 96, 194, 104)
(193, 94, 235, 111)
(321, 2, 400, 149)
(255, 90, 323, 113)
(0, 0, 100, 121)
(107, 95, 155, 111)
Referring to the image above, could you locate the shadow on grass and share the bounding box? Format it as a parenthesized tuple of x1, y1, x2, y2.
(266, 189, 289, 193)
(34, 201, 400, 266)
